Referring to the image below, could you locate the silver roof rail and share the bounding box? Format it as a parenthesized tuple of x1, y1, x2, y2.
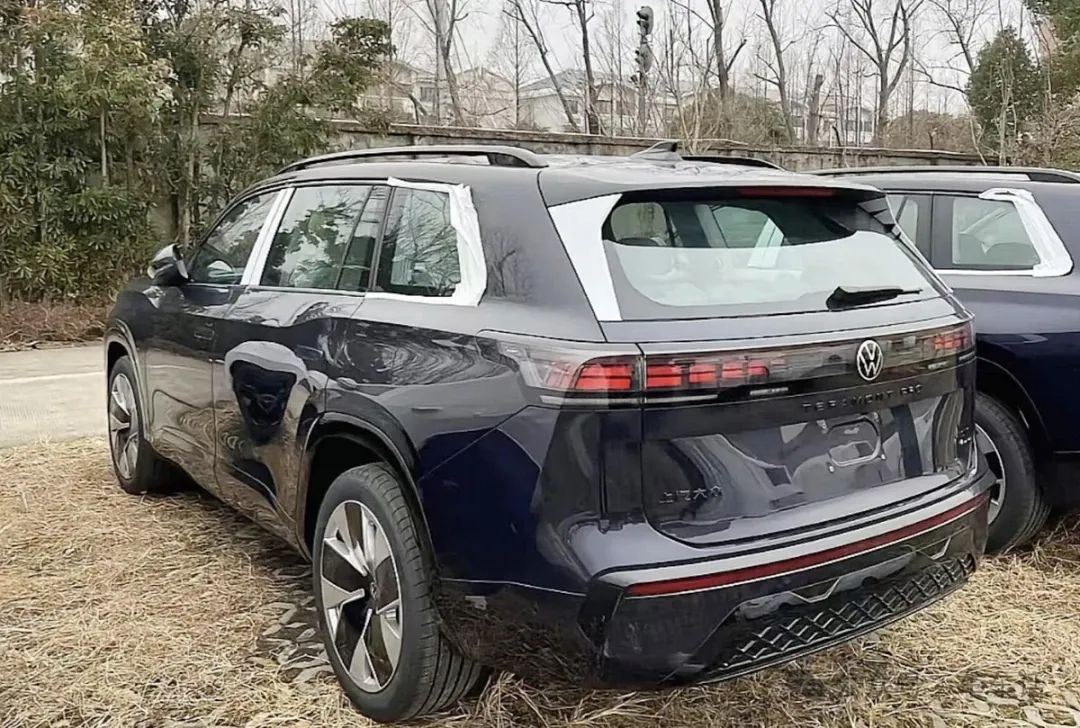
(279, 144, 548, 173)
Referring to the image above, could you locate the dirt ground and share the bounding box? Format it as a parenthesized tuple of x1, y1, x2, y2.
(3, 439, 1080, 728)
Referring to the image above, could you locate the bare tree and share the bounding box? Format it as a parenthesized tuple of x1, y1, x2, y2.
(669, 0, 747, 99)
(490, 5, 537, 127)
(754, 0, 794, 140)
(505, 0, 581, 131)
(827, 0, 920, 145)
(543, 0, 601, 133)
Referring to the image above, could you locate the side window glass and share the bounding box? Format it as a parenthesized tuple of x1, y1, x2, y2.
(947, 196, 1040, 270)
(338, 186, 389, 292)
(887, 194, 930, 258)
(375, 188, 461, 297)
(888, 194, 919, 239)
(189, 193, 275, 284)
(261, 185, 371, 290)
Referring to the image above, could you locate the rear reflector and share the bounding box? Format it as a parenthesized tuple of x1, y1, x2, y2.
(625, 492, 988, 597)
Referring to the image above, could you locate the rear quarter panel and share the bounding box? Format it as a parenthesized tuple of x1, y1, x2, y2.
(942, 274, 1080, 452)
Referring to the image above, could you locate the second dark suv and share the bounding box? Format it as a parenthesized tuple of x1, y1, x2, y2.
(816, 165, 1080, 552)
(104, 144, 992, 721)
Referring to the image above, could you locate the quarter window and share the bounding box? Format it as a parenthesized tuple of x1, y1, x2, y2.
(375, 188, 461, 297)
(943, 196, 1040, 270)
(189, 193, 275, 284)
(261, 185, 378, 291)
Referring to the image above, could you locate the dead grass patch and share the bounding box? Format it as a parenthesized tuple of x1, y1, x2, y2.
(0, 301, 108, 351)
(2, 439, 1080, 727)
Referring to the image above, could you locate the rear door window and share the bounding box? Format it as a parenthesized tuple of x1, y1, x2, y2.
(260, 185, 377, 290)
(937, 195, 1040, 270)
(601, 193, 937, 320)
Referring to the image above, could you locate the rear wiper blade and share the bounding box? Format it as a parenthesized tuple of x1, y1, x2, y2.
(826, 285, 922, 310)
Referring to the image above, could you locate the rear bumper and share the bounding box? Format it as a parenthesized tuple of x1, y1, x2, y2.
(440, 468, 991, 686)
(592, 493, 986, 685)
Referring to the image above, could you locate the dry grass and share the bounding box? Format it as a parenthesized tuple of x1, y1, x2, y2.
(0, 302, 108, 351)
(3, 439, 1080, 728)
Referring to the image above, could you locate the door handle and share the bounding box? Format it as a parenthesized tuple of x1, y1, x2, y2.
(193, 326, 214, 342)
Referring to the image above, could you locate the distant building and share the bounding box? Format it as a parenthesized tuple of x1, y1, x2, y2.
(789, 97, 875, 146)
(520, 70, 677, 135)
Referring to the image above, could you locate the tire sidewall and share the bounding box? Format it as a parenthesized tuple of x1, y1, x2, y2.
(312, 465, 435, 722)
(976, 394, 1043, 552)
(107, 356, 153, 494)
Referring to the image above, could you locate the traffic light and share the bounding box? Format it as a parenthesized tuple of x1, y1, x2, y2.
(634, 44, 653, 73)
(636, 6, 653, 36)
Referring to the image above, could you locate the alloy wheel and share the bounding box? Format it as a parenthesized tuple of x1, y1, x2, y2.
(320, 500, 403, 692)
(975, 424, 1006, 524)
(108, 373, 140, 480)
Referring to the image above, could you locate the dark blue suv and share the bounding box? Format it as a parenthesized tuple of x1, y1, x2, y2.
(105, 145, 991, 721)
(817, 165, 1080, 553)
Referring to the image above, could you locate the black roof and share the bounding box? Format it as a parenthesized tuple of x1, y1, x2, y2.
(813, 165, 1080, 187)
(814, 171, 1080, 195)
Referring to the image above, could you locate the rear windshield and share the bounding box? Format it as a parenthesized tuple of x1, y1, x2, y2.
(601, 193, 938, 319)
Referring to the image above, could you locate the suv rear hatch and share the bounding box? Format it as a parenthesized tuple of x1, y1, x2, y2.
(543, 179, 977, 547)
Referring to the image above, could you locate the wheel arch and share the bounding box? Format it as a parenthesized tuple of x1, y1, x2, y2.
(976, 354, 1049, 457)
(297, 413, 432, 560)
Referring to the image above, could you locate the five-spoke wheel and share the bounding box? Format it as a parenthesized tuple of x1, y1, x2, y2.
(109, 371, 140, 481)
(321, 501, 403, 692)
(313, 462, 482, 722)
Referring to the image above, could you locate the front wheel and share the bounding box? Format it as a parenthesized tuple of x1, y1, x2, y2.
(313, 463, 482, 722)
(107, 355, 176, 495)
(975, 393, 1049, 553)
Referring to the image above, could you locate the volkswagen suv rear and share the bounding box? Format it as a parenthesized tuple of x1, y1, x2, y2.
(106, 143, 991, 722)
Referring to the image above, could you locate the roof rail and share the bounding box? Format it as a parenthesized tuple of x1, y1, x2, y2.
(279, 144, 548, 174)
(812, 165, 1080, 184)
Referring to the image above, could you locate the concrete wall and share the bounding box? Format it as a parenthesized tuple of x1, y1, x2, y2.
(209, 117, 985, 171)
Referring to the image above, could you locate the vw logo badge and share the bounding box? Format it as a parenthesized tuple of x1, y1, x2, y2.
(856, 340, 884, 382)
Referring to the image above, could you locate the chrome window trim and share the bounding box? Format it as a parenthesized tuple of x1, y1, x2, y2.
(241, 187, 294, 286)
(938, 188, 1074, 278)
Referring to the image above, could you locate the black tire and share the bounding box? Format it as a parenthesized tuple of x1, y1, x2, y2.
(107, 355, 177, 495)
(976, 393, 1050, 553)
(313, 463, 482, 722)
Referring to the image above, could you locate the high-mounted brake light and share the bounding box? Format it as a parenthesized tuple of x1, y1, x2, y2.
(737, 186, 836, 198)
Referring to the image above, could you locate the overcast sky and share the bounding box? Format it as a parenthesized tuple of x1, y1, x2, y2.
(325, 0, 1035, 114)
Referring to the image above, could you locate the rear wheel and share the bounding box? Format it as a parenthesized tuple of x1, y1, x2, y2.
(107, 355, 176, 495)
(313, 463, 481, 722)
(975, 393, 1049, 553)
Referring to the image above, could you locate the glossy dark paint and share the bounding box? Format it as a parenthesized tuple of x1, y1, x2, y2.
(847, 174, 1080, 504)
(106, 157, 990, 687)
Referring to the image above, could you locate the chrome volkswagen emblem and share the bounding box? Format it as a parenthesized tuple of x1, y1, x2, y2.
(856, 340, 884, 381)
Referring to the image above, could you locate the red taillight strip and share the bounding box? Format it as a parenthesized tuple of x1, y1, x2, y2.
(625, 493, 988, 597)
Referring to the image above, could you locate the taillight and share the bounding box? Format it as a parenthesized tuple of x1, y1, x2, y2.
(933, 322, 973, 355)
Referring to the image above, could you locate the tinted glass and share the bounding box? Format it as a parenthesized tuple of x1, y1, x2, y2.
(375, 188, 460, 297)
(339, 186, 389, 292)
(189, 193, 275, 284)
(261, 185, 371, 290)
(945, 196, 1040, 270)
(602, 194, 936, 319)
